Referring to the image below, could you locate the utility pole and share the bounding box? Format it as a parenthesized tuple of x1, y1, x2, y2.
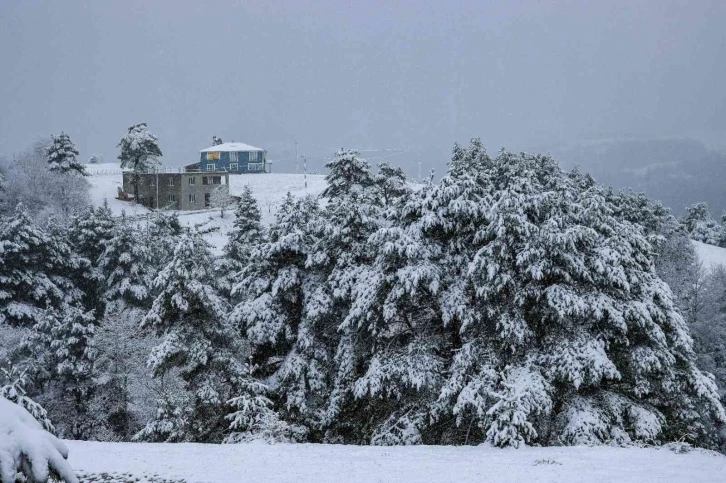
(294, 139, 299, 174)
(303, 155, 308, 190)
(417, 147, 422, 183)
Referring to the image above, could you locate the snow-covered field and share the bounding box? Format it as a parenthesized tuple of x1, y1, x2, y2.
(65, 440, 725, 483)
(692, 239, 726, 271)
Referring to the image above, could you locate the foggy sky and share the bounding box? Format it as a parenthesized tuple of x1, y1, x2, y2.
(1, 0, 725, 174)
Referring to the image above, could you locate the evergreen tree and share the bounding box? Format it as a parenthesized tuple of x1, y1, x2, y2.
(117, 123, 162, 204)
(373, 162, 409, 207)
(218, 185, 264, 295)
(683, 202, 722, 246)
(0, 205, 81, 328)
(98, 220, 154, 313)
(138, 230, 243, 442)
(46, 132, 86, 177)
(229, 193, 327, 434)
(67, 202, 115, 316)
(32, 306, 98, 439)
(321, 149, 373, 199)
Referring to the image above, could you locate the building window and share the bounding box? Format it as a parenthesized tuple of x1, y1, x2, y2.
(206, 152, 220, 161)
(230, 152, 238, 162)
(207, 163, 216, 171)
(168, 194, 176, 202)
(249, 151, 258, 162)
(189, 194, 196, 203)
(248, 162, 263, 171)
(202, 176, 209, 185)
(212, 176, 221, 185)
(188, 176, 196, 185)
(168, 178, 175, 186)
(205, 193, 211, 207)
(230, 163, 238, 171)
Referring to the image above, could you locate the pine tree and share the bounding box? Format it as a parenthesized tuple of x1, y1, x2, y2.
(683, 202, 722, 246)
(0, 205, 81, 328)
(218, 185, 264, 295)
(32, 305, 98, 439)
(67, 202, 115, 316)
(321, 149, 373, 199)
(373, 162, 409, 207)
(229, 193, 327, 434)
(98, 220, 154, 313)
(117, 123, 162, 204)
(437, 148, 725, 448)
(46, 132, 86, 176)
(138, 230, 243, 442)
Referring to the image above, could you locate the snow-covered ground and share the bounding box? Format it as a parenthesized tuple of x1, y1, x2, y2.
(65, 440, 725, 483)
(692, 240, 726, 271)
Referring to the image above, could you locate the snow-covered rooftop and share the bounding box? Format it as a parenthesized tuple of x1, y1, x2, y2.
(200, 142, 264, 153)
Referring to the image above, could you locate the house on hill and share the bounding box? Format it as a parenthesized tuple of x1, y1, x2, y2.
(186, 138, 268, 173)
(121, 171, 230, 210)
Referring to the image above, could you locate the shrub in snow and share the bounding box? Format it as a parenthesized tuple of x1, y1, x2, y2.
(225, 379, 307, 444)
(0, 396, 77, 483)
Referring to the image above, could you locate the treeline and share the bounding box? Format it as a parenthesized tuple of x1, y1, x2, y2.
(1, 139, 725, 450)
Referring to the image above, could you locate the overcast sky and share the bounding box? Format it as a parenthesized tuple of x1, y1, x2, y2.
(1, 0, 725, 173)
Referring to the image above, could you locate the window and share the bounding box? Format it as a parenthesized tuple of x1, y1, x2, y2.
(168, 178, 175, 186)
(229, 152, 238, 162)
(207, 163, 216, 171)
(205, 193, 211, 207)
(202, 176, 209, 185)
(206, 152, 220, 161)
(248, 162, 264, 172)
(249, 151, 258, 162)
(230, 163, 238, 171)
(188, 176, 196, 185)
(212, 176, 221, 185)
(189, 194, 196, 203)
(168, 194, 176, 202)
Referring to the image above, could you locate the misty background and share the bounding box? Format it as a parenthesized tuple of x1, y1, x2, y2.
(1, 0, 725, 214)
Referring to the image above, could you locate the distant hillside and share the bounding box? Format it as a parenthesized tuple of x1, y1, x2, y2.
(541, 138, 726, 216)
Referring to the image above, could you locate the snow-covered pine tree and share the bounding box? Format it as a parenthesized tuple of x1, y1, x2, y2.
(117, 123, 162, 204)
(46, 132, 86, 177)
(138, 230, 243, 443)
(31, 305, 97, 439)
(683, 202, 722, 246)
(0, 205, 81, 328)
(98, 219, 154, 314)
(321, 148, 374, 199)
(229, 193, 327, 435)
(67, 201, 115, 316)
(373, 161, 409, 207)
(217, 185, 264, 295)
(353, 139, 492, 445)
(434, 148, 726, 448)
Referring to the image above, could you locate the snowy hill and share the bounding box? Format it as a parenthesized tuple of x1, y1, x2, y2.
(65, 440, 726, 483)
(692, 240, 726, 271)
(84, 164, 327, 253)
